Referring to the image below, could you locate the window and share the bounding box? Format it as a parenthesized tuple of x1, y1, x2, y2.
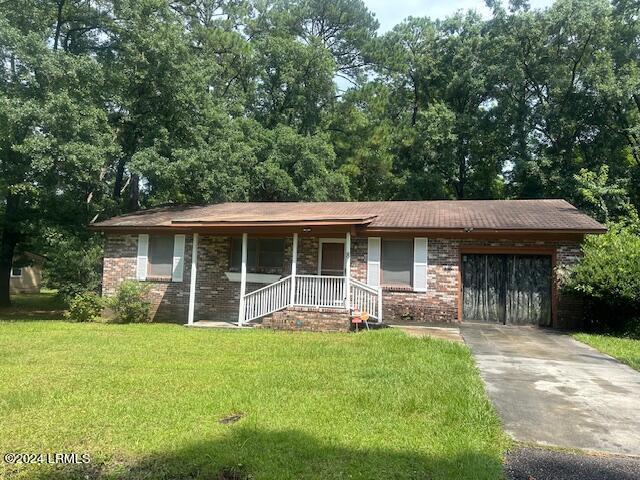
(381, 239, 413, 287)
(11, 267, 22, 278)
(147, 235, 174, 278)
(230, 238, 285, 273)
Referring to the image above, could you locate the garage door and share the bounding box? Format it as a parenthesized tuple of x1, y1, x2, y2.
(462, 254, 552, 326)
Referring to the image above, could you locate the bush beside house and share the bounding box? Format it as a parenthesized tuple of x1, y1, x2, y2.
(65, 292, 104, 323)
(66, 280, 152, 324)
(564, 221, 640, 337)
(107, 280, 152, 323)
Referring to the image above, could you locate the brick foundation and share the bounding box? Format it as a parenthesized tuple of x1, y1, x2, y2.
(102, 233, 585, 329)
(261, 306, 351, 332)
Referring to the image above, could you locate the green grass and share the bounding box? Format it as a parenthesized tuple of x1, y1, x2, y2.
(574, 333, 640, 371)
(0, 291, 65, 320)
(0, 318, 506, 479)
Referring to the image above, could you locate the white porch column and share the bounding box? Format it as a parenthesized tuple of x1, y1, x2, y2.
(290, 232, 298, 305)
(237, 233, 248, 327)
(344, 231, 351, 310)
(187, 233, 199, 325)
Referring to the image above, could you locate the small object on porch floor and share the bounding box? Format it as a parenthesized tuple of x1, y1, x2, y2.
(391, 325, 464, 344)
(218, 412, 244, 425)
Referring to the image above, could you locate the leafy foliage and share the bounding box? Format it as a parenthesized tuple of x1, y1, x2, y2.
(41, 231, 103, 300)
(566, 225, 640, 305)
(564, 217, 640, 333)
(1, 0, 640, 304)
(65, 291, 104, 323)
(108, 280, 152, 324)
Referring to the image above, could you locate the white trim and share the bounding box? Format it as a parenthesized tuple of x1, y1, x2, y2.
(136, 234, 149, 281)
(225, 272, 281, 284)
(290, 233, 298, 305)
(187, 233, 198, 325)
(413, 237, 428, 292)
(318, 238, 346, 275)
(238, 233, 248, 327)
(344, 232, 351, 310)
(10, 267, 23, 278)
(367, 237, 381, 287)
(172, 234, 186, 282)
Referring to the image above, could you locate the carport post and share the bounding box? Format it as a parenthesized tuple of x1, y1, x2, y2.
(290, 233, 298, 305)
(237, 233, 248, 327)
(344, 232, 351, 310)
(187, 233, 199, 325)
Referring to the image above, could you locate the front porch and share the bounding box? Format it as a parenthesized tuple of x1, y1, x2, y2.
(185, 229, 382, 330)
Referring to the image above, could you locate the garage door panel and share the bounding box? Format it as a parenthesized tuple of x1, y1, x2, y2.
(505, 256, 552, 326)
(462, 254, 506, 323)
(462, 254, 552, 326)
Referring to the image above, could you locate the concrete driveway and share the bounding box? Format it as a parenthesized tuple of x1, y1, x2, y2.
(461, 324, 640, 456)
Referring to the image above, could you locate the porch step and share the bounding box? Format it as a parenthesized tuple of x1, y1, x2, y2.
(261, 306, 351, 332)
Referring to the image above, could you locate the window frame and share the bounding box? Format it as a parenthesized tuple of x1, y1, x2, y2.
(146, 234, 175, 279)
(380, 238, 414, 289)
(229, 237, 285, 274)
(10, 266, 23, 278)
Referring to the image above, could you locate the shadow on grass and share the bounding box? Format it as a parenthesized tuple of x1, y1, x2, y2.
(10, 427, 503, 480)
(0, 293, 66, 321)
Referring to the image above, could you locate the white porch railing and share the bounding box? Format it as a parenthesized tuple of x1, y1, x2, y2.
(294, 275, 346, 308)
(350, 278, 382, 321)
(243, 275, 292, 323)
(241, 274, 382, 324)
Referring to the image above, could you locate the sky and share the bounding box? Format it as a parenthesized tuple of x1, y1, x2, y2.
(363, 0, 556, 32)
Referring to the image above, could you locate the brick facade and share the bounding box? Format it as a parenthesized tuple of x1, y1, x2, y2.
(102, 233, 585, 328)
(261, 307, 350, 332)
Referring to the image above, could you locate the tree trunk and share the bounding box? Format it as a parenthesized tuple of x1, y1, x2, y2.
(113, 157, 126, 202)
(127, 174, 140, 211)
(53, 0, 65, 51)
(0, 196, 19, 307)
(0, 234, 17, 307)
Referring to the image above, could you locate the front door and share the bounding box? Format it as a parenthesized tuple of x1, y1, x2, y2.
(319, 241, 345, 276)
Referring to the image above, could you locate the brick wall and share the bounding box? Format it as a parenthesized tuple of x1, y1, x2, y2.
(102, 233, 321, 324)
(102, 234, 192, 322)
(102, 233, 585, 328)
(350, 237, 584, 327)
(261, 306, 350, 332)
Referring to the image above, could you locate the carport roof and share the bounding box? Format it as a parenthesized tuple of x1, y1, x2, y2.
(91, 199, 606, 234)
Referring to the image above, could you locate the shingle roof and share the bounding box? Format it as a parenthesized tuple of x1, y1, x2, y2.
(91, 199, 606, 233)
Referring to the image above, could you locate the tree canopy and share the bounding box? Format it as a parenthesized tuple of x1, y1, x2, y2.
(1, 0, 639, 304)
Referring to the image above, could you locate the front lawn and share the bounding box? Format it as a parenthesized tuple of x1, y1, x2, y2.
(0, 321, 505, 479)
(574, 333, 640, 371)
(0, 291, 65, 320)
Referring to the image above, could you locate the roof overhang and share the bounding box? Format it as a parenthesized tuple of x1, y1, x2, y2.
(90, 216, 377, 235)
(356, 226, 605, 240)
(170, 215, 377, 228)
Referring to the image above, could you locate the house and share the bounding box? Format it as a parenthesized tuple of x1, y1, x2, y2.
(91, 200, 606, 331)
(10, 252, 44, 294)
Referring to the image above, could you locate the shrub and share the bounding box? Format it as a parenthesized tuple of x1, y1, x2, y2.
(65, 292, 104, 323)
(564, 222, 640, 334)
(108, 280, 152, 323)
(565, 225, 640, 306)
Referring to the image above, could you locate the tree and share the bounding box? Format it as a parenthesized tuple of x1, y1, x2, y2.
(0, 3, 114, 305)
